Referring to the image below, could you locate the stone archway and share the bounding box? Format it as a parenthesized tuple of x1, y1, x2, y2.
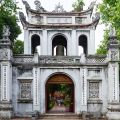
(45, 74, 75, 113)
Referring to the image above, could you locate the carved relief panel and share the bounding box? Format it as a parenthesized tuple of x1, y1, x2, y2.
(89, 82, 99, 99)
(31, 16, 43, 24)
(75, 17, 87, 24)
(19, 79, 32, 99)
(47, 17, 72, 24)
(111, 51, 119, 61)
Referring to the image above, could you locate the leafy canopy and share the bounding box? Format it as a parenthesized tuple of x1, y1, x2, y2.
(96, 0, 120, 55)
(0, 0, 21, 42)
(13, 40, 24, 54)
(72, 0, 85, 11)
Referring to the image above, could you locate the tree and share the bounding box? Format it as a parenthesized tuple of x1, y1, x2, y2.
(96, 0, 120, 55)
(13, 40, 24, 54)
(72, 0, 85, 11)
(0, 0, 21, 42)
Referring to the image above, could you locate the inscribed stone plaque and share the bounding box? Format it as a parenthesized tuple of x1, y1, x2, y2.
(47, 17, 72, 24)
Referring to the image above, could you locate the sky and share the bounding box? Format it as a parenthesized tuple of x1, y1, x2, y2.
(17, 0, 105, 52)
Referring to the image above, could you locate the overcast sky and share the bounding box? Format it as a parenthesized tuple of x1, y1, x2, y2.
(17, 0, 105, 52)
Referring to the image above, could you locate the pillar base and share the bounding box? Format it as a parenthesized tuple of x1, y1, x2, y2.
(106, 101, 120, 120)
(0, 102, 14, 119)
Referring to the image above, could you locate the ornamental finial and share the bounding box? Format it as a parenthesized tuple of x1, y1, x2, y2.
(109, 27, 116, 37)
(34, 0, 41, 12)
(2, 26, 10, 39)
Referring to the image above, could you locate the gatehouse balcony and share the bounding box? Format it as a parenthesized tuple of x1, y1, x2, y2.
(13, 54, 107, 66)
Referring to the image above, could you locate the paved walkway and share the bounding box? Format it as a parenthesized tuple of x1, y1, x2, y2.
(47, 104, 66, 113)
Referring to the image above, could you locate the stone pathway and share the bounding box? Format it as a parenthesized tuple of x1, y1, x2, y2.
(47, 104, 66, 113)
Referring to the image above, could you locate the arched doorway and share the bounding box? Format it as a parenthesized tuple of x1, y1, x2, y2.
(52, 35, 67, 56)
(79, 35, 87, 55)
(45, 74, 75, 113)
(31, 34, 40, 54)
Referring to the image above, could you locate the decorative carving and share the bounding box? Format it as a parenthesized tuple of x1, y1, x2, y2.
(47, 74, 73, 84)
(1, 49, 9, 60)
(32, 16, 43, 24)
(47, 17, 72, 24)
(110, 27, 116, 37)
(18, 69, 33, 77)
(88, 1, 96, 9)
(19, 12, 26, 23)
(34, 0, 41, 11)
(34, 0, 46, 12)
(14, 57, 34, 64)
(75, 17, 87, 24)
(21, 82, 31, 99)
(89, 82, 99, 99)
(111, 51, 119, 61)
(34, 68, 38, 105)
(53, 3, 66, 13)
(3, 66, 7, 100)
(92, 12, 100, 22)
(87, 57, 106, 64)
(2, 26, 10, 39)
(39, 56, 81, 65)
(22, 0, 31, 9)
(19, 12, 27, 28)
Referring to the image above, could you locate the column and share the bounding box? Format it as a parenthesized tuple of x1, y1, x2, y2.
(71, 29, 77, 56)
(89, 29, 95, 54)
(41, 29, 47, 55)
(106, 27, 120, 119)
(24, 29, 29, 54)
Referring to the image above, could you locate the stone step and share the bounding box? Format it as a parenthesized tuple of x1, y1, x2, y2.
(39, 114, 82, 119)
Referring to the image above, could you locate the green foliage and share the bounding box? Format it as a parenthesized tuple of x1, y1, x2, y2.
(96, 0, 120, 55)
(13, 40, 24, 54)
(72, 0, 85, 11)
(61, 84, 71, 95)
(49, 84, 71, 95)
(0, 0, 21, 42)
(63, 99, 71, 107)
(49, 100, 55, 109)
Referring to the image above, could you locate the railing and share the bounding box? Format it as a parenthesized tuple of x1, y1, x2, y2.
(13, 54, 107, 65)
(86, 55, 107, 64)
(13, 54, 34, 64)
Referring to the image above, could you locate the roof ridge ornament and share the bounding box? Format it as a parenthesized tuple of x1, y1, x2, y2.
(92, 12, 100, 22)
(22, 0, 31, 9)
(88, 0, 97, 9)
(34, 0, 46, 12)
(53, 2, 66, 13)
(34, 0, 41, 12)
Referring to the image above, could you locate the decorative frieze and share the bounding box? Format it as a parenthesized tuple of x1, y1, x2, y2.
(14, 56, 34, 64)
(89, 82, 99, 99)
(39, 56, 80, 65)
